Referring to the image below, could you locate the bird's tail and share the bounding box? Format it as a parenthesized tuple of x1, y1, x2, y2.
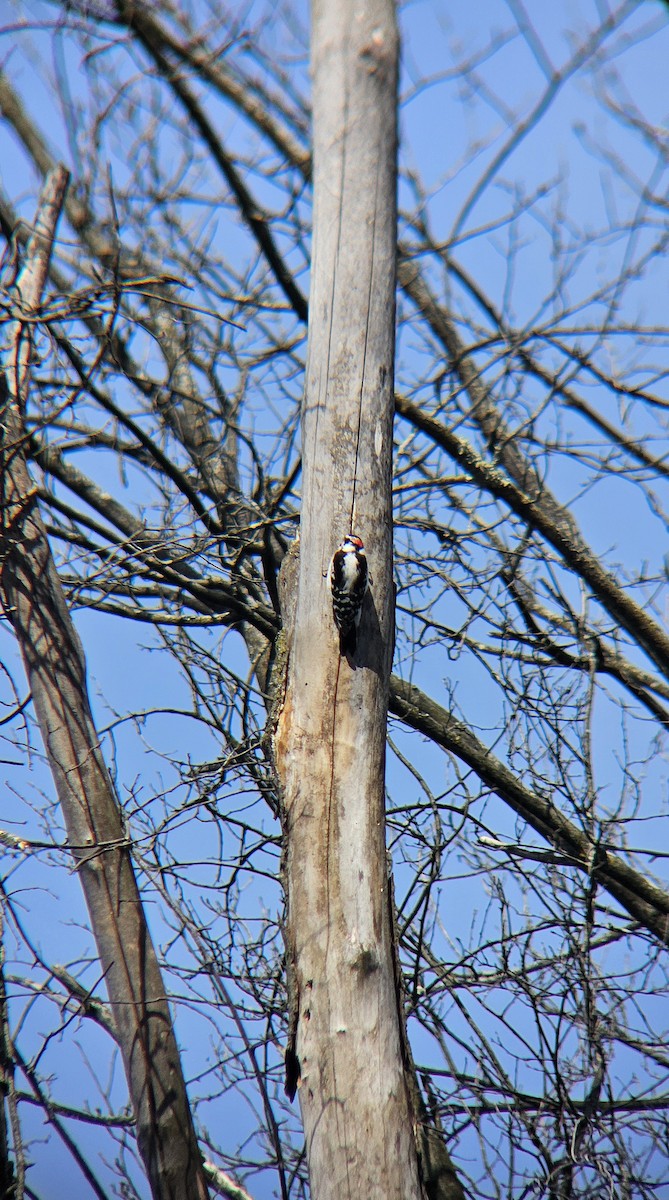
(339, 625, 357, 656)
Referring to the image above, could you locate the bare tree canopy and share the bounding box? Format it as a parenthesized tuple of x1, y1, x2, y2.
(1, 2, 669, 1198)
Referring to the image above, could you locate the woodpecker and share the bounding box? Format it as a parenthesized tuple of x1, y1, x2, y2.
(327, 534, 369, 655)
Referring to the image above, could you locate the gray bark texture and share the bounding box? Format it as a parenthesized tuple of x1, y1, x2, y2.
(0, 167, 208, 1200)
(275, 4, 429, 1198)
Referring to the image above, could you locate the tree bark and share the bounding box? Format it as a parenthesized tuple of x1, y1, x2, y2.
(275, 4, 428, 1198)
(0, 168, 208, 1200)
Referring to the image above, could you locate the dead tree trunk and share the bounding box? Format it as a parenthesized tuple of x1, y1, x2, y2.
(275, 4, 427, 1197)
(0, 168, 208, 1200)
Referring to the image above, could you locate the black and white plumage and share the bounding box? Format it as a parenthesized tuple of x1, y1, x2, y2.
(327, 534, 369, 655)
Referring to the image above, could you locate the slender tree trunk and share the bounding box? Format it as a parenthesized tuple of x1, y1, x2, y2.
(0, 908, 19, 1200)
(0, 168, 208, 1200)
(275, 5, 427, 1197)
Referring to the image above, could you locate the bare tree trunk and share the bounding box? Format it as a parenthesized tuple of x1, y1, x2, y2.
(275, 4, 427, 1198)
(0, 168, 208, 1200)
(0, 908, 19, 1200)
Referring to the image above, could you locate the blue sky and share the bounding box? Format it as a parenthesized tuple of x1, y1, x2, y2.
(1, 1, 669, 1197)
